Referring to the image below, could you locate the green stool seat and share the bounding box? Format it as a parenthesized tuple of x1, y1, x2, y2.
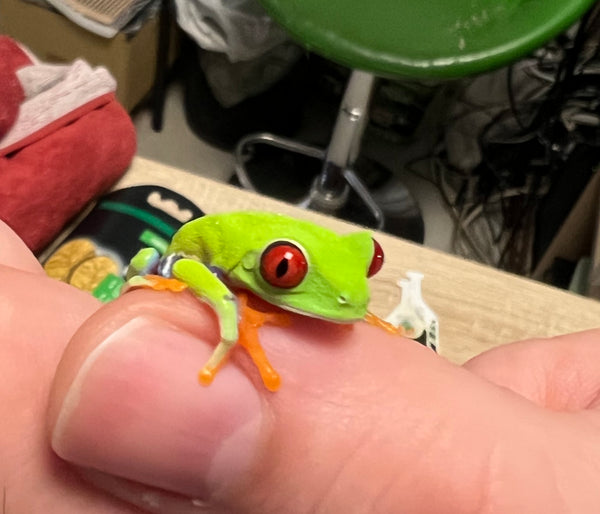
(236, 0, 596, 236)
(261, 0, 595, 78)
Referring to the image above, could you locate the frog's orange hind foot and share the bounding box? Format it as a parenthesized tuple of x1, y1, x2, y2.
(127, 274, 188, 293)
(364, 311, 405, 336)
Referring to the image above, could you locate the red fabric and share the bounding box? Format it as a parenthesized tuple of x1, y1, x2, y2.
(0, 37, 137, 253)
(0, 97, 136, 252)
(0, 36, 31, 139)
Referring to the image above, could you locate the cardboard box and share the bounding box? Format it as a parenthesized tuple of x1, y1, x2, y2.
(0, 0, 176, 111)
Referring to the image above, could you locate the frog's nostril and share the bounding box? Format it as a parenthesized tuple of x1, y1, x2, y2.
(338, 295, 349, 305)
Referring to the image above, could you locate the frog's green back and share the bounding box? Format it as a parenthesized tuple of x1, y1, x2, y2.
(167, 211, 366, 268)
(167, 211, 375, 320)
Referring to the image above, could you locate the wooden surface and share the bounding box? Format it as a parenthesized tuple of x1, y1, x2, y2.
(115, 156, 600, 364)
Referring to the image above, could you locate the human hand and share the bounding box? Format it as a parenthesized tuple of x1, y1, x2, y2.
(2, 219, 600, 513)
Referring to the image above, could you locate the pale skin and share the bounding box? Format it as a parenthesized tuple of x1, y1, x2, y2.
(2, 219, 600, 513)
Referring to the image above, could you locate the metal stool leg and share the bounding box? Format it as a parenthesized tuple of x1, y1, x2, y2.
(234, 70, 408, 233)
(235, 132, 326, 191)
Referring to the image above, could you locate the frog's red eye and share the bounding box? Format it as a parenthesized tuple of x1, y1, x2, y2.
(367, 238, 384, 277)
(260, 241, 308, 289)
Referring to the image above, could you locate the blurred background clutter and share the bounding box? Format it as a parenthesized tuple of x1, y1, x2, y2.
(1, 0, 599, 298)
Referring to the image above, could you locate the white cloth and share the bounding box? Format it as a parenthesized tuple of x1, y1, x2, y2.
(0, 59, 116, 154)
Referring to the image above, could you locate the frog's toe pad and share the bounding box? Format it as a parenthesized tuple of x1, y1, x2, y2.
(262, 371, 281, 392)
(198, 366, 216, 386)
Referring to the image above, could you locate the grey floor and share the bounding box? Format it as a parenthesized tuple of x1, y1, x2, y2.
(133, 82, 455, 253)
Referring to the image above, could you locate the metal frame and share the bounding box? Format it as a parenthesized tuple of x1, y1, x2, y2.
(234, 70, 385, 230)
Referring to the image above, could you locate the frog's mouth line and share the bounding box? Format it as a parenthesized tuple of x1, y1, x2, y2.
(282, 304, 362, 323)
(267, 300, 366, 323)
(233, 286, 367, 323)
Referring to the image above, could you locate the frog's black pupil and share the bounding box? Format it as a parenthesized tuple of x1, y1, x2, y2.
(276, 259, 288, 277)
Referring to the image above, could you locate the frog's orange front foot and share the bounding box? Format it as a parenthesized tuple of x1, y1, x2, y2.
(364, 311, 406, 336)
(126, 274, 188, 293)
(236, 292, 290, 392)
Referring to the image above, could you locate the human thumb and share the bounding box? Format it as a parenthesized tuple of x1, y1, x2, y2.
(47, 289, 570, 514)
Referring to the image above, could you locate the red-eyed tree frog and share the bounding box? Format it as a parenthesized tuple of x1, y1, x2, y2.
(124, 211, 400, 391)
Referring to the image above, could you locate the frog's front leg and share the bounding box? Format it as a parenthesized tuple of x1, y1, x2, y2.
(171, 259, 238, 385)
(236, 292, 290, 392)
(126, 247, 161, 279)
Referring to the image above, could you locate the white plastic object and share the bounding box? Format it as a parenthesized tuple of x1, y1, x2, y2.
(406, 271, 439, 352)
(385, 271, 439, 352)
(385, 279, 424, 340)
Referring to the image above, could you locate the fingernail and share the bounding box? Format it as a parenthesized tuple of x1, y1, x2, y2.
(51, 316, 265, 500)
